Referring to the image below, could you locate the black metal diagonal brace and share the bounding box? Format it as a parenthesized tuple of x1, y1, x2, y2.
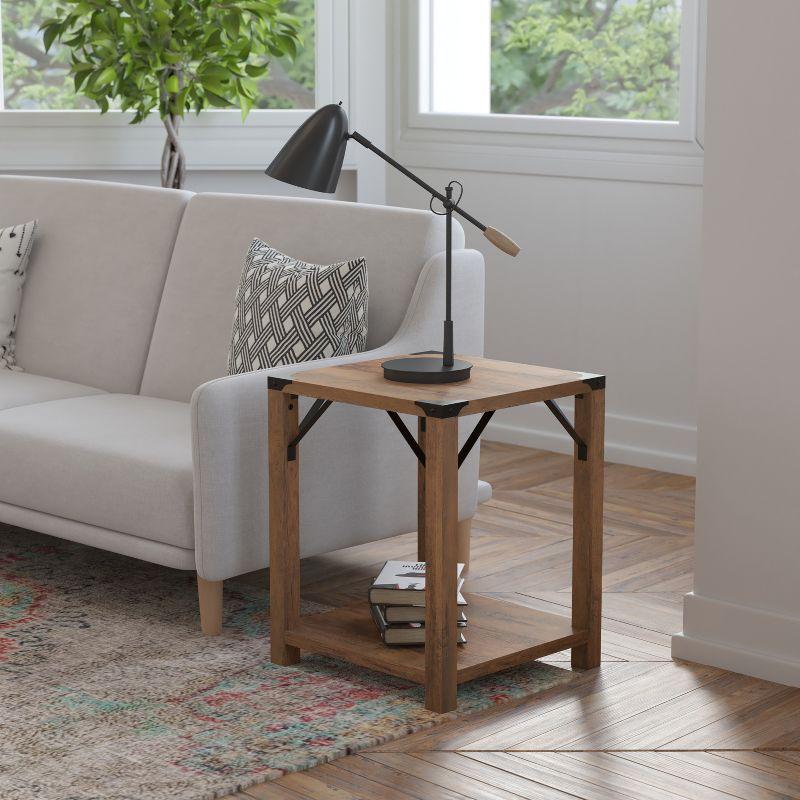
(458, 411, 495, 467)
(387, 412, 425, 465)
(387, 410, 497, 470)
(287, 398, 332, 461)
(545, 399, 587, 460)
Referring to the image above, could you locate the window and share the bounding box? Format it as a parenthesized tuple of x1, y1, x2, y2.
(0, 0, 316, 110)
(0, 0, 354, 173)
(417, 0, 700, 139)
(490, 0, 681, 121)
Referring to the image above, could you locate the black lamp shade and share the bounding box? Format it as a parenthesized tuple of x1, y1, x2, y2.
(266, 103, 350, 193)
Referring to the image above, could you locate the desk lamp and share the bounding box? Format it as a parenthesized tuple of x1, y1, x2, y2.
(267, 103, 520, 384)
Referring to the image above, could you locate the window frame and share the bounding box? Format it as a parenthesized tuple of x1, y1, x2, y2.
(0, 0, 349, 171)
(393, 0, 705, 186)
(411, 0, 702, 144)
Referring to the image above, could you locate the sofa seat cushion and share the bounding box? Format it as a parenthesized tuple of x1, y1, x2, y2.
(0, 371, 106, 411)
(0, 394, 193, 548)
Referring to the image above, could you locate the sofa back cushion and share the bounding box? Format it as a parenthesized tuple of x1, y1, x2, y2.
(0, 176, 191, 392)
(141, 193, 462, 401)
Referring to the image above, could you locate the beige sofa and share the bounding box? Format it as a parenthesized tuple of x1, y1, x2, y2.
(0, 176, 489, 632)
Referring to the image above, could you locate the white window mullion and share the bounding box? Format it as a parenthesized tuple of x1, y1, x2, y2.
(315, 0, 350, 110)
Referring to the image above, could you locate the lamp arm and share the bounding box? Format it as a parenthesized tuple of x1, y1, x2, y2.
(348, 131, 447, 208)
(349, 131, 520, 257)
(349, 130, 481, 226)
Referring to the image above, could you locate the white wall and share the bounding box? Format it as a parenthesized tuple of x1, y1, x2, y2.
(388, 167, 702, 475)
(672, 0, 800, 685)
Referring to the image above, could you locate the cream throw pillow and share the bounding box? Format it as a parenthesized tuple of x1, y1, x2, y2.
(0, 220, 37, 371)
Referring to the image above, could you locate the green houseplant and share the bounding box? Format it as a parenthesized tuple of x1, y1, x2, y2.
(41, 0, 303, 189)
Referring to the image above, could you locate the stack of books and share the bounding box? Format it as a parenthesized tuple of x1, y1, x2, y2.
(369, 560, 467, 645)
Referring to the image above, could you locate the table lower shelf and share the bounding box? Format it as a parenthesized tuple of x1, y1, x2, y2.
(283, 593, 586, 685)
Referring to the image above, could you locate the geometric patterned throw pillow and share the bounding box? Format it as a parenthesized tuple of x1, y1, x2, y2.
(227, 238, 368, 374)
(0, 220, 37, 371)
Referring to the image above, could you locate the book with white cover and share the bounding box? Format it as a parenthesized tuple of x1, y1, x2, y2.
(368, 561, 467, 605)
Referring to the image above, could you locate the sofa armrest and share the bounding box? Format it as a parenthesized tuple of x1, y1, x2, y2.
(191, 248, 485, 581)
(390, 247, 484, 357)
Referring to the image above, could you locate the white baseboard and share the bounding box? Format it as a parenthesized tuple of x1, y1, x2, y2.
(484, 405, 696, 475)
(672, 592, 800, 688)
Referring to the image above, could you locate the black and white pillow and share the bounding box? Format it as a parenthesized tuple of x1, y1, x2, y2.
(227, 239, 368, 374)
(0, 220, 37, 371)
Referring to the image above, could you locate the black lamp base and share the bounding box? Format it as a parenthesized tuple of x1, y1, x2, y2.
(382, 355, 472, 384)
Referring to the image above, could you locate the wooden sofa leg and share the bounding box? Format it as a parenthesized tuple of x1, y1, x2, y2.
(197, 576, 223, 635)
(457, 518, 472, 573)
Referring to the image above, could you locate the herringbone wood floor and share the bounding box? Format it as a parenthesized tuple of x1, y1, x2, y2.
(225, 442, 800, 800)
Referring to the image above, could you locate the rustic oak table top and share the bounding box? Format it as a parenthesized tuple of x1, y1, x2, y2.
(268, 352, 605, 417)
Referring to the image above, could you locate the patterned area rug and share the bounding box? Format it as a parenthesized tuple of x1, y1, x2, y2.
(0, 527, 576, 800)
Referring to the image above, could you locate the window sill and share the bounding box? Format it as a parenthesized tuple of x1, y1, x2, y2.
(410, 110, 694, 142)
(394, 123, 704, 187)
(0, 110, 321, 171)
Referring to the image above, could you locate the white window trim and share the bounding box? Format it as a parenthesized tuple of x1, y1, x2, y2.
(0, 0, 352, 172)
(393, 0, 706, 186)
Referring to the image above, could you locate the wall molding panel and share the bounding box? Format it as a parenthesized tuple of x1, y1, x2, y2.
(486, 406, 697, 477)
(673, 593, 800, 688)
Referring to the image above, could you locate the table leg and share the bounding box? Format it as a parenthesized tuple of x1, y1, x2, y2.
(571, 388, 605, 669)
(268, 388, 301, 666)
(424, 416, 459, 712)
(417, 417, 427, 562)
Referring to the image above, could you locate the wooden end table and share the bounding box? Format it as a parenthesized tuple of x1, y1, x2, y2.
(267, 354, 605, 713)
